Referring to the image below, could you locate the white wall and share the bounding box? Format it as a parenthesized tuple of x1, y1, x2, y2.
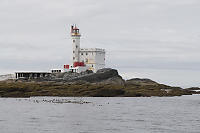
(79, 50, 105, 72)
(95, 51, 105, 65)
(79, 51, 95, 64)
(69, 66, 89, 73)
(72, 36, 80, 63)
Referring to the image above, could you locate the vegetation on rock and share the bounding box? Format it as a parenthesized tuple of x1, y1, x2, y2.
(0, 80, 197, 97)
(0, 68, 198, 97)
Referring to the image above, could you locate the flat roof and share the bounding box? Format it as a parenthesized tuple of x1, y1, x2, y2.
(80, 48, 105, 52)
(15, 72, 51, 74)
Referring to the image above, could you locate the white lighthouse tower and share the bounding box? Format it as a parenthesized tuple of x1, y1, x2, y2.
(71, 25, 81, 63)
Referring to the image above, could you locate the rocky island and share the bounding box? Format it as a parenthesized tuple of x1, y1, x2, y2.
(0, 68, 198, 97)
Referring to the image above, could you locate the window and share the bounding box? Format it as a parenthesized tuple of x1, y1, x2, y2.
(73, 57, 75, 60)
(86, 52, 88, 55)
(92, 65, 93, 67)
(81, 53, 83, 55)
(73, 51, 75, 53)
(76, 45, 78, 48)
(73, 40, 75, 43)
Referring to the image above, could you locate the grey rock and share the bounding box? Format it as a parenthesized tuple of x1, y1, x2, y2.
(126, 78, 158, 86)
(50, 68, 124, 85)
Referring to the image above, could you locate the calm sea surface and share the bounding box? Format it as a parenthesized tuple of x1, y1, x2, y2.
(0, 95, 200, 133)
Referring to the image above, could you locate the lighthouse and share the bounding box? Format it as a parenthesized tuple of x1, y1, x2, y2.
(71, 25, 81, 63)
(64, 25, 106, 73)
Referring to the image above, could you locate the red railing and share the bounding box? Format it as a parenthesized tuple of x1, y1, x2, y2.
(73, 62, 84, 67)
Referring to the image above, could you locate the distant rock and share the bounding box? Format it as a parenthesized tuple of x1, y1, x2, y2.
(185, 87, 200, 90)
(184, 87, 200, 94)
(0, 74, 15, 81)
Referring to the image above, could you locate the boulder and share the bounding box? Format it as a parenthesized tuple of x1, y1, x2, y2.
(126, 78, 158, 86)
(69, 68, 124, 85)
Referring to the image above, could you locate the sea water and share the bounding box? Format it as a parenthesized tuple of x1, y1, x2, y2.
(0, 95, 200, 133)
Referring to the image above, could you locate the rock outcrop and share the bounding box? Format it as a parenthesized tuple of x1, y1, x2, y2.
(124, 78, 194, 97)
(50, 68, 125, 85)
(0, 77, 196, 97)
(0, 68, 198, 97)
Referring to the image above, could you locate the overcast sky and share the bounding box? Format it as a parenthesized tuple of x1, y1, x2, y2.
(1, 0, 200, 87)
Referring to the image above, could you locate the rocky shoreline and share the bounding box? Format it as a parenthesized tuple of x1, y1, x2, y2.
(0, 68, 199, 97)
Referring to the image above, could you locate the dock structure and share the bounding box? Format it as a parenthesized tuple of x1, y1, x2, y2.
(15, 72, 51, 79)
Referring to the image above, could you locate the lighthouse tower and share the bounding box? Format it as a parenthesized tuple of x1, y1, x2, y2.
(71, 25, 81, 64)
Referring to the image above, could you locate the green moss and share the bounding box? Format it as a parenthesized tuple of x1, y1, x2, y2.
(0, 81, 196, 97)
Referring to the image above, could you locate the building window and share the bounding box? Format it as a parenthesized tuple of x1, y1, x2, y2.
(73, 40, 75, 43)
(86, 52, 88, 55)
(92, 65, 93, 67)
(73, 51, 75, 53)
(73, 57, 75, 60)
(81, 53, 83, 55)
(76, 45, 78, 48)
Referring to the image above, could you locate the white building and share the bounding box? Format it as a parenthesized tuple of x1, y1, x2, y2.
(64, 25, 105, 73)
(79, 48, 105, 72)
